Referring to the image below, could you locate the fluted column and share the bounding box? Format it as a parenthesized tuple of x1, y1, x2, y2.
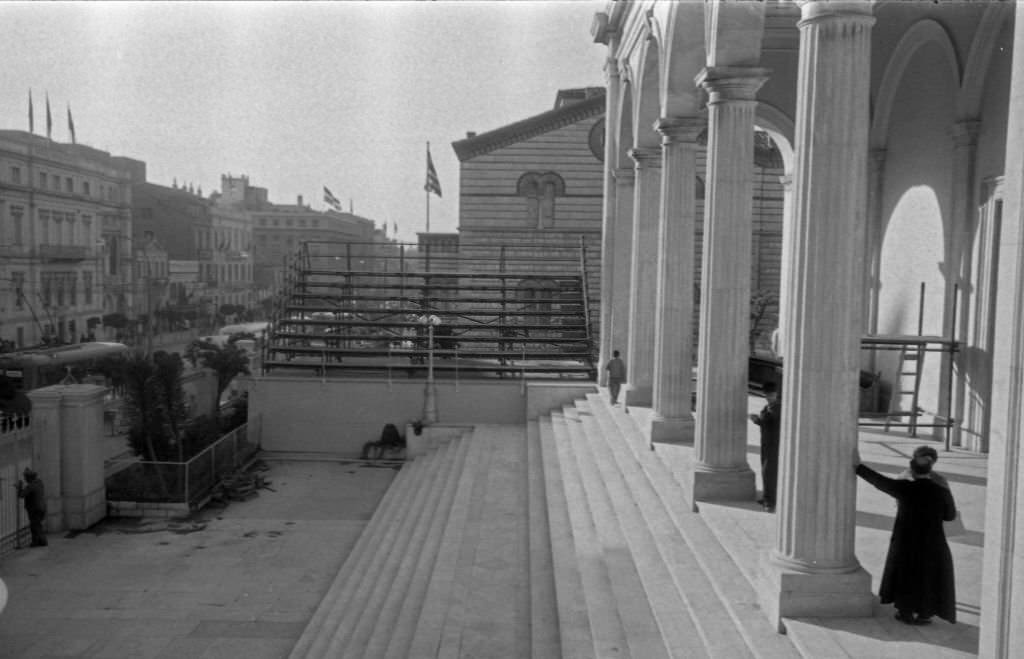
(690, 66, 768, 501)
(776, 174, 794, 360)
(758, 0, 875, 628)
(864, 149, 885, 343)
(650, 117, 705, 443)
(609, 167, 635, 365)
(947, 120, 979, 447)
(625, 147, 662, 406)
(597, 58, 623, 385)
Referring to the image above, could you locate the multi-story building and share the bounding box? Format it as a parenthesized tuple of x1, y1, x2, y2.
(0, 130, 141, 348)
(132, 178, 254, 328)
(218, 175, 380, 294)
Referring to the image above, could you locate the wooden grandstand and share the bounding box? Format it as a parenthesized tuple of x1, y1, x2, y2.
(261, 240, 599, 380)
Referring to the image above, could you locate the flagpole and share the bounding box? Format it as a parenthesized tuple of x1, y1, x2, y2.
(425, 141, 431, 233)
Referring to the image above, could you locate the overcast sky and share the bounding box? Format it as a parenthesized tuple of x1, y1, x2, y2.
(0, 0, 607, 241)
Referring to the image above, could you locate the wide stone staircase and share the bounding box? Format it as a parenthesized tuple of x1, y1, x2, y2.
(289, 394, 802, 658)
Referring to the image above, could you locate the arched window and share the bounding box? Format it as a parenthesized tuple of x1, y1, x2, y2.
(516, 172, 566, 229)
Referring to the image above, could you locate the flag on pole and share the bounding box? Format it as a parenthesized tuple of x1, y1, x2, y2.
(323, 186, 342, 211)
(425, 146, 442, 197)
(45, 93, 52, 139)
(393, 221, 398, 236)
(67, 104, 76, 144)
(28, 90, 34, 133)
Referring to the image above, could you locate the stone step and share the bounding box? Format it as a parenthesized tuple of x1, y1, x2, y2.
(435, 425, 531, 659)
(563, 403, 673, 659)
(382, 428, 487, 659)
(356, 429, 474, 658)
(549, 408, 630, 658)
(587, 394, 801, 659)
(577, 398, 747, 658)
(288, 444, 432, 659)
(536, 414, 596, 659)
(526, 419, 561, 659)
(302, 438, 461, 657)
(332, 437, 467, 656)
(406, 427, 497, 657)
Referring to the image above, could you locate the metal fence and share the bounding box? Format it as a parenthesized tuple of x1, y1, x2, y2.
(106, 416, 261, 509)
(0, 417, 33, 559)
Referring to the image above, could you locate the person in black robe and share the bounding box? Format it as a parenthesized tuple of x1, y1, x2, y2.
(750, 381, 781, 512)
(17, 468, 48, 547)
(854, 445, 957, 625)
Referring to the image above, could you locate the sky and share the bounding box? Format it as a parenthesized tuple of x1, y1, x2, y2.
(0, 0, 608, 243)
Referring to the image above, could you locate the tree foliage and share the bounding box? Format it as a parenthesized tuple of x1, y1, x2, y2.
(121, 351, 188, 463)
(185, 336, 251, 400)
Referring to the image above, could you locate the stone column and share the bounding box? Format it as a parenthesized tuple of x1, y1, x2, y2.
(650, 117, 705, 443)
(625, 147, 662, 406)
(980, 6, 1024, 655)
(27, 387, 64, 533)
(690, 66, 768, 500)
(864, 149, 886, 343)
(758, 0, 875, 627)
(776, 174, 794, 360)
(598, 58, 622, 386)
(947, 120, 979, 447)
(608, 167, 635, 366)
(58, 385, 107, 530)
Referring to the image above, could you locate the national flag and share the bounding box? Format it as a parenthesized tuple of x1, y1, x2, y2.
(323, 186, 342, 211)
(28, 90, 34, 133)
(67, 104, 76, 144)
(45, 93, 52, 139)
(393, 221, 398, 236)
(424, 146, 442, 197)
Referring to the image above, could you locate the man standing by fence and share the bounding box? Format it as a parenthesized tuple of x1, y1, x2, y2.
(17, 468, 47, 547)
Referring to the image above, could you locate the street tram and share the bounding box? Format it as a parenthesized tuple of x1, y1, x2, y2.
(0, 342, 132, 391)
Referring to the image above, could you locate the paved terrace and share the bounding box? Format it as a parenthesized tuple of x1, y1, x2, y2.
(0, 396, 985, 658)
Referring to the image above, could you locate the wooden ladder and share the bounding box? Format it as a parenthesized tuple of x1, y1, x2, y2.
(885, 343, 925, 436)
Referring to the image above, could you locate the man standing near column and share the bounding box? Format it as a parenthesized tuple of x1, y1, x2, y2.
(605, 350, 627, 406)
(17, 468, 48, 547)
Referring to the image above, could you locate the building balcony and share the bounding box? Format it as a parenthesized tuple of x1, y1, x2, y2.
(37, 244, 94, 261)
(0, 244, 30, 258)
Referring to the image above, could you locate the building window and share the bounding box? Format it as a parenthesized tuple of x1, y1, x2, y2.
(42, 273, 53, 307)
(55, 274, 65, 307)
(312, 220, 319, 227)
(83, 180, 91, 196)
(10, 166, 21, 184)
(83, 271, 93, 304)
(65, 177, 74, 193)
(81, 215, 92, 244)
(39, 209, 51, 244)
(12, 272, 25, 309)
(69, 273, 77, 306)
(11, 206, 24, 244)
(38, 172, 47, 188)
(51, 175, 60, 191)
(516, 171, 565, 229)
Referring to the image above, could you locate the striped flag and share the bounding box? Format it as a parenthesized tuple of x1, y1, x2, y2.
(424, 146, 442, 197)
(323, 186, 342, 211)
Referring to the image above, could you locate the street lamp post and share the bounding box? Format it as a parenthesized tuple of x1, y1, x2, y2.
(419, 314, 441, 423)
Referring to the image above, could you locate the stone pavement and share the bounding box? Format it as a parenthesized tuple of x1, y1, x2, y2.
(0, 458, 397, 659)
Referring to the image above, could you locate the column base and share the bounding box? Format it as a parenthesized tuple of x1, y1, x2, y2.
(649, 414, 695, 445)
(757, 552, 875, 632)
(624, 384, 653, 407)
(691, 464, 755, 502)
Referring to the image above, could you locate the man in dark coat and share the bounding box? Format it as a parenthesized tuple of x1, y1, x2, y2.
(854, 445, 957, 624)
(750, 381, 781, 512)
(17, 468, 48, 547)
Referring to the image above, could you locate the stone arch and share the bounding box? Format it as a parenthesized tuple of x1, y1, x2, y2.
(633, 37, 662, 149)
(958, 2, 1014, 118)
(754, 101, 796, 174)
(661, 1, 705, 117)
(871, 19, 961, 150)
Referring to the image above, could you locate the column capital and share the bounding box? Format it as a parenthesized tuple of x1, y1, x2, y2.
(655, 116, 706, 144)
(797, 0, 876, 26)
(949, 119, 981, 147)
(628, 147, 662, 169)
(696, 67, 771, 103)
